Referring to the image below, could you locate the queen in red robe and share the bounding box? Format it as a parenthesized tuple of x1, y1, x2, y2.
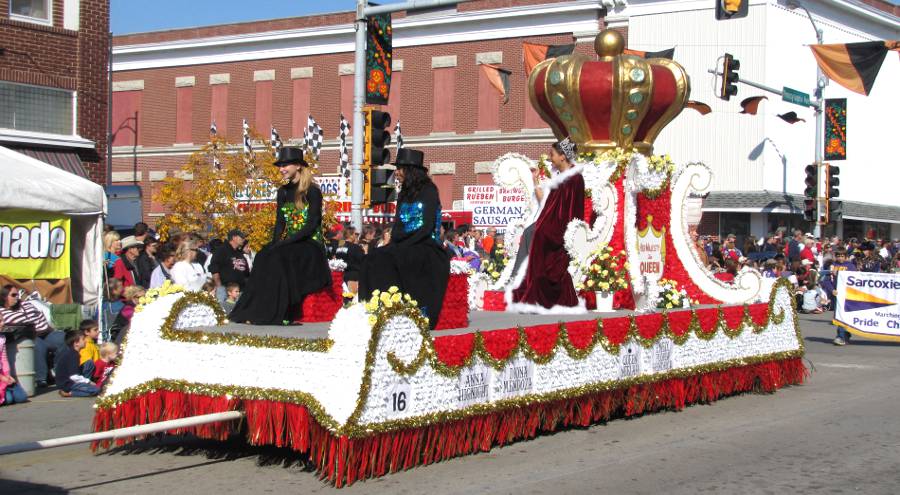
(507, 139, 586, 313)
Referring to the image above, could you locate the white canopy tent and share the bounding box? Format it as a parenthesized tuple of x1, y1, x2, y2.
(0, 145, 107, 308)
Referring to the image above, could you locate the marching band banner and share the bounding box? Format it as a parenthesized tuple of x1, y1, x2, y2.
(0, 209, 71, 279)
(833, 271, 900, 342)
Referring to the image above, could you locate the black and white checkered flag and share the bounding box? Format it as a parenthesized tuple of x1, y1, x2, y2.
(338, 114, 350, 179)
(210, 121, 217, 136)
(242, 119, 252, 157)
(394, 120, 403, 150)
(270, 126, 282, 157)
(304, 114, 323, 161)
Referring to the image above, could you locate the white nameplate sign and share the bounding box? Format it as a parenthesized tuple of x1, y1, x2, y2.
(491, 357, 534, 401)
(619, 341, 643, 378)
(457, 364, 491, 407)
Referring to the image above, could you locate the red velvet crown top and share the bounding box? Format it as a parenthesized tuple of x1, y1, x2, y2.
(528, 30, 690, 155)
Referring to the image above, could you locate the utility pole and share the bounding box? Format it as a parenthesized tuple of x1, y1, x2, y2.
(710, 0, 828, 235)
(350, 0, 468, 230)
(786, 0, 827, 238)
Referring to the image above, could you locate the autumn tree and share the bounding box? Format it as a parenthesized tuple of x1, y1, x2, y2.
(155, 132, 331, 254)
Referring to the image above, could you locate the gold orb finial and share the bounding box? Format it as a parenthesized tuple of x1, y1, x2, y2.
(594, 29, 625, 59)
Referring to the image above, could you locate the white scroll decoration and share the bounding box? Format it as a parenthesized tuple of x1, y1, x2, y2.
(669, 162, 762, 304)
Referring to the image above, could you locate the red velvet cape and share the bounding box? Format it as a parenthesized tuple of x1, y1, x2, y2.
(512, 167, 585, 309)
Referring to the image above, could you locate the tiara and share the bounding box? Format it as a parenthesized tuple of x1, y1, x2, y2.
(558, 138, 577, 162)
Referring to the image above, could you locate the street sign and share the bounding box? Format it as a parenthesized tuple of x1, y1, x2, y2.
(782, 86, 811, 107)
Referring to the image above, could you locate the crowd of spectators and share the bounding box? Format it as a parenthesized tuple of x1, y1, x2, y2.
(3, 217, 897, 405)
(694, 228, 900, 340)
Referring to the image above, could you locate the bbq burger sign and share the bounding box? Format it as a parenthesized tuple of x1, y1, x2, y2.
(0, 209, 70, 279)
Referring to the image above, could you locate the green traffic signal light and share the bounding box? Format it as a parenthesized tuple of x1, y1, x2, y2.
(803, 164, 818, 198)
(368, 111, 392, 166)
(826, 164, 840, 199)
(720, 53, 739, 100)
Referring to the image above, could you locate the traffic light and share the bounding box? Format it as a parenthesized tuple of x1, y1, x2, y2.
(362, 108, 392, 208)
(825, 163, 841, 223)
(369, 168, 396, 206)
(716, 0, 749, 20)
(803, 163, 818, 222)
(825, 163, 840, 199)
(828, 200, 843, 222)
(364, 108, 392, 166)
(719, 53, 739, 100)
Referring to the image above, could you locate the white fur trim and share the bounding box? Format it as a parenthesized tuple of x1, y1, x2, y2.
(505, 297, 587, 315)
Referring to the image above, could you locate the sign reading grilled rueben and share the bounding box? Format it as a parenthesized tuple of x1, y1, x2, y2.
(463, 185, 529, 228)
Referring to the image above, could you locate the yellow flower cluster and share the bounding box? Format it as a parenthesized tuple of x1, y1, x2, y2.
(135, 280, 185, 313)
(573, 245, 629, 293)
(364, 286, 421, 326)
(482, 248, 508, 282)
(656, 278, 689, 310)
(647, 153, 675, 174)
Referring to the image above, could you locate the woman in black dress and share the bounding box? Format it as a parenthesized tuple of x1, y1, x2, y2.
(230, 147, 331, 325)
(359, 149, 450, 328)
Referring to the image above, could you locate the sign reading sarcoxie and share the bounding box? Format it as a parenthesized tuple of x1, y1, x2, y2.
(833, 271, 900, 342)
(0, 209, 71, 279)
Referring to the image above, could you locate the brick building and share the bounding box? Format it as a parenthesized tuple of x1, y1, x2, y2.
(111, 0, 900, 241)
(110, 0, 607, 223)
(0, 0, 109, 183)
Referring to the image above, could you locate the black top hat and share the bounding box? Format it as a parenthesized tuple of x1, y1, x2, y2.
(393, 148, 426, 169)
(273, 146, 308, 167)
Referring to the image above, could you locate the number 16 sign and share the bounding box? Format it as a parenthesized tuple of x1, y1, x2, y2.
(385, 379, 413, 418)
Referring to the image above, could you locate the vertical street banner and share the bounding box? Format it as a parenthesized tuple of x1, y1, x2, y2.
(0, 209, 71, 279)
(824, 98, 847, 160)
(833, 271, 900, 342)
(365, 13, 392, 105)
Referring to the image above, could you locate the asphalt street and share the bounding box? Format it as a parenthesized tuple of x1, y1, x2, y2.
(1, 312, 898, 494)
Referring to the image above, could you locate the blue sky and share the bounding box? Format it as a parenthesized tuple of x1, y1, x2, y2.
(112, 0, 900, 35)
(111, 0, 406, 34)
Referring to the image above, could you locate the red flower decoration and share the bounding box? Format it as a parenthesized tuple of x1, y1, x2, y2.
(480, 328, 519, 361)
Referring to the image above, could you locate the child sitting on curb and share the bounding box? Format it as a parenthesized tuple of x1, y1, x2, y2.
(1, 320, 27, 406)
(92, 342, 118, 389)
(78, 319, 101, 379)
(54, 331, 99, 398)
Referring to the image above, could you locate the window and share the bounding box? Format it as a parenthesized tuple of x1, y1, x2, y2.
(432, 68, 455, 132)
(9, 0, 51, 24)
(0, 82, 73, 135)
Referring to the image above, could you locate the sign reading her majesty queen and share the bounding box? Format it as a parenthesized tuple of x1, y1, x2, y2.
(636, 215, 666, 283)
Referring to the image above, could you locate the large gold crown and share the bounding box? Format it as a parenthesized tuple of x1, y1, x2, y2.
(528, 30, 690, 155)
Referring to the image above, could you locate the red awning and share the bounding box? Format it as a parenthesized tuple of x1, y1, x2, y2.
(442, 210, 473, 227)
(12, 147, 89, 178)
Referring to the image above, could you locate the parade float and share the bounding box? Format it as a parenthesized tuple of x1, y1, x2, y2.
(91, 30, 806, 486)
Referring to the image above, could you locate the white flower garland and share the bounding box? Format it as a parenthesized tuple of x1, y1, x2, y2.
(328, 259, 348, 272)
(623, 157, 645, 297)
(631, 153, 670, 191)
(450, 259, 474, 275)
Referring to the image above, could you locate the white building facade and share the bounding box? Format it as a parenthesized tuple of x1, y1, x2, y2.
(616, 0, 900, 241)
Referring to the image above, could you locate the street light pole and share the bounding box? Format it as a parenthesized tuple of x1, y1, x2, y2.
(350, 0, 470, 230)
(787, 0, 827, 237)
